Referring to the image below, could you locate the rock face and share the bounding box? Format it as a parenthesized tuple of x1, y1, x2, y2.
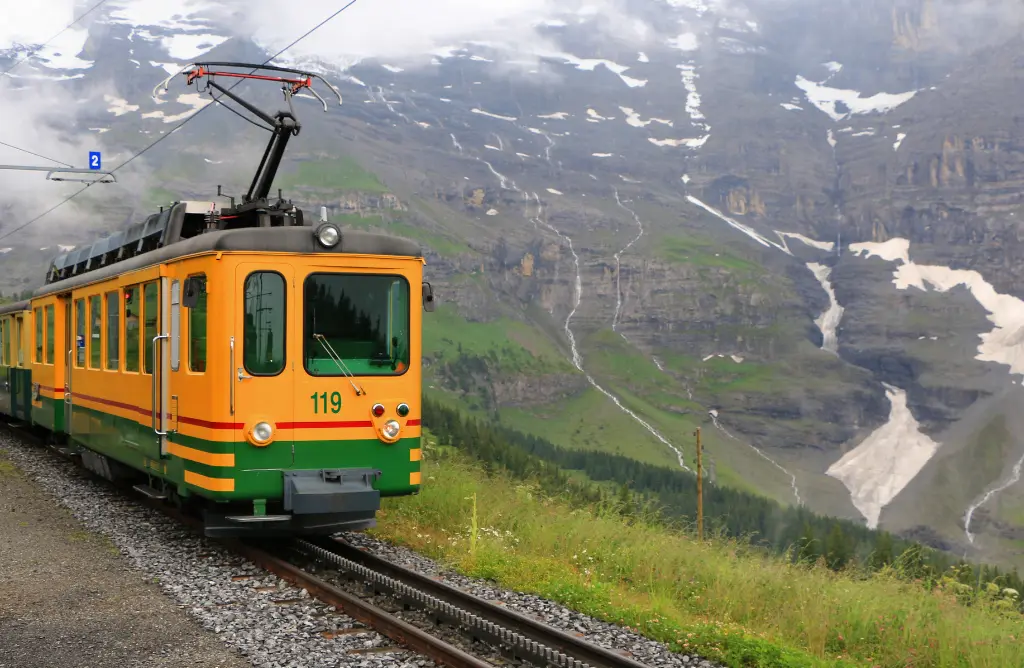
(3, 0, 1024, 566)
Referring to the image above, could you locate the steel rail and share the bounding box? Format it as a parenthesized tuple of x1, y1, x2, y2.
(0, 426, 496, 668)
(294, 537, 653, 668)
(227, 539, 494, 668)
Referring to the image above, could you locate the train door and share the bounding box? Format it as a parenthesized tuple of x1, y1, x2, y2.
(232, 263, 294, 450)
(61, 295, 72, 435)
(147, 278, 171, 458)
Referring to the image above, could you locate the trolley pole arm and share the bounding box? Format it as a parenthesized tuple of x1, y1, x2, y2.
(204, 79, 300, 203)
(205, 79, 278, 128)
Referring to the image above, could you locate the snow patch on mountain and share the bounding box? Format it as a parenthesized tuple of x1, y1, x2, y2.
(827, 383, 941, 529)
(849, 238, 1024, 378)
(808, 262, 843, 354)
(795, 75, 917, 122)
(619, 107, 673, 128)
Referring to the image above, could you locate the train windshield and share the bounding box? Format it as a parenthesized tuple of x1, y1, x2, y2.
(303, 273, 410, 376)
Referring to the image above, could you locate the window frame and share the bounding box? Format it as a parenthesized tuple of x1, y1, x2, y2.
(301, 272, 412, 378)
(45, 305, 54, 365)
(105, 290, 120, 371)
(187, 273, 207, 374)
(88, 295, 102, 369)
(124, 285, 141, 373)
(74, 298, 85, 368)
(242, 270, 286, 378)
(34, 307, 43, 363)
(142, 281, 158, 376)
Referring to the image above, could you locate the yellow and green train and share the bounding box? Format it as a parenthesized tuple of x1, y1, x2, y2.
(0, 198, 435, 537)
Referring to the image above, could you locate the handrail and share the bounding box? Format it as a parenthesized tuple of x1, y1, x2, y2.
(151, 334, 170, 435)
(229, 336, 235, 415)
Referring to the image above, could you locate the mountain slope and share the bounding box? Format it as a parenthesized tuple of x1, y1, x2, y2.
(4, 0, 1024, 567)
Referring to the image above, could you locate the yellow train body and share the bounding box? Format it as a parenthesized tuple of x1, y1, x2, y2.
(0, 214, 429, 536)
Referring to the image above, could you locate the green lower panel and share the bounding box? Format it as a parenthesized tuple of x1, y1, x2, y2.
(67, 402, 420, 503)
(0, 365, 11, 416)
(33, 395, 64, 433)
(10, 368, 32, 421)
(235, 435, 420, 498)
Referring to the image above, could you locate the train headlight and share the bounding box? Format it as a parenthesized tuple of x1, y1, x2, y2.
(380, 419, 401, 442)
(250, 421, 274, 446)
(314, 223, 340, 248)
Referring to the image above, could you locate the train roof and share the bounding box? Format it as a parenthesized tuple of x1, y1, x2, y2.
(0, 300, 31, 316)
(36, 224, 424, 299)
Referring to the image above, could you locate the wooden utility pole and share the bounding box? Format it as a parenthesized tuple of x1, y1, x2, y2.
(695, 427, 703, 541)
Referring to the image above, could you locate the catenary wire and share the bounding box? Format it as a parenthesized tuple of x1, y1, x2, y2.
(0, 1, 111, 166)
(0, 0, 360, 243)
(0, 0, 111, 79)
(0, 140, 71, 167)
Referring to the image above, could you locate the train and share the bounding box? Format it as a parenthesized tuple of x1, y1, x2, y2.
(0, 62, 435, 537)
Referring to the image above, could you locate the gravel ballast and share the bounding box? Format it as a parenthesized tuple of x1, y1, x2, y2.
(0, 435, 425, 668)
(1, 431, 723, 668)
(0, 441, 249, 668)
(339, 534, 723, 668)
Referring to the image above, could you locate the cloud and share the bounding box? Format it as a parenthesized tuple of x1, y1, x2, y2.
(233, 0, 654, 70)
(0, 74, 157, 243)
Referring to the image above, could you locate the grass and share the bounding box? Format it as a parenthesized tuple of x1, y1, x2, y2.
(424, 303, 573, 376)
(277, 156, 388, 193)
(652, 233, 763, 272)
(373, 441, 1024, 668)
(333, 212, 472, 257)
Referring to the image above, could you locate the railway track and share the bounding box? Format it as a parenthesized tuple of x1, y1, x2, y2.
(283, 537, 654, 668)
(12, 431, 657, 668)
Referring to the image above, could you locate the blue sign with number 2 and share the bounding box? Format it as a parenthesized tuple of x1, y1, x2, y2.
(89, 152, 101, 170)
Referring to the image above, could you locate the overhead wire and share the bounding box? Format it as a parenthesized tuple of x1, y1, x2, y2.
(0, 140, 71, 167)
(0, 1, 110, 166)
(0, 0, 110, 79)
(0, 0, 360, 243)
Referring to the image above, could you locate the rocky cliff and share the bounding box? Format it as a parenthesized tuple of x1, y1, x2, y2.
(3, 0, 1024, 566)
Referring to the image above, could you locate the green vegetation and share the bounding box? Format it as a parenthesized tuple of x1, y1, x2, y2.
(0, 452, 15, 476)
(653, 232, 762, 272)
(333, 212, 472, 257)
(142, 186, 179, 212)
(373, 401, 1024, 667)
(278, 156, 387, 193)
(424, 303, 572, 375)
(422, 303, 576, 414)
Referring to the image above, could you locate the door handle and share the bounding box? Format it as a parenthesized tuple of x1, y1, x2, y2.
(237, 368, 253, 381)
(152, 334, 170, 436)
(65, 348, 72, 404)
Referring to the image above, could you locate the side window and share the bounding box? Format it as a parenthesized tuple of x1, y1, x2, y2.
(1, 319, 6, 365)
(89, 295, 101, 369)
(74, 298, 85, 367)
(45, 305, 54, 364)
(243, 271, 285, 375)
(16, 317, 22, 366)
(105, 291, 119, 370)
(125, 286, 140, 372)
(143, 282, 158, 375)
(171, 280, 180, 371)
(188, 274, 207, 373)
(34, 307, 42, 363)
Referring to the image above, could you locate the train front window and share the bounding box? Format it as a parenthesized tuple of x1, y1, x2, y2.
(304, 273, 410, 376)
(243, 271, 286, 376)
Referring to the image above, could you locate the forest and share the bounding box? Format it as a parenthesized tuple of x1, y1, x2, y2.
(422, 396, 1024, 612)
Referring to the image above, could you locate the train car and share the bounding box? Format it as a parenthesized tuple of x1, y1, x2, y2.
(0, 62, 437, 537)
(0, 300, 32, 421)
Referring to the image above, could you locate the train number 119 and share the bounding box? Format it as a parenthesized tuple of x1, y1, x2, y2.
(311, 391, 342, 414)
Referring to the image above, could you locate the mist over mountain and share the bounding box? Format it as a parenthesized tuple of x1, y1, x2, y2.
(4, 0, 1024, 568)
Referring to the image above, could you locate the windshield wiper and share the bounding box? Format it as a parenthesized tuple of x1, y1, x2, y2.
(313, 334, 365, 396)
